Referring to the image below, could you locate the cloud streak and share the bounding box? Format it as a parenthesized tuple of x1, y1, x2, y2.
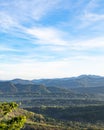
(0, 0, 61, 24)
(0, 0, 104, 79)
(26, 27, 68, 45)
(78, 0, 104, 28)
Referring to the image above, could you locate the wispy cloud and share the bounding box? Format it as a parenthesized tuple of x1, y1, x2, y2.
(0, 0, 61, 26)
(0, 0, 67, 39)
(79, 0, 104, 27)
(0, 12, 17, 31)
(26, 27, 68, 45)
(0, 44, 21, 52)
(0, 54, 104, 80)
(71, 37, 104, 50)
(84, 12, 104, 22)
(0, 0, 104, 79)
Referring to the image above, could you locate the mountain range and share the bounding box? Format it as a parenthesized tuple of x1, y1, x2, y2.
(0, 75, 104, 95)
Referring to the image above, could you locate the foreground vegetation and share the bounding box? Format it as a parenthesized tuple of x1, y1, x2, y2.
(0, 102, 26, 130)
(1, 102, 104, 130)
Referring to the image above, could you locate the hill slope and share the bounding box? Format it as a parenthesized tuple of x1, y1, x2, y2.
(32, 75, 104, 88)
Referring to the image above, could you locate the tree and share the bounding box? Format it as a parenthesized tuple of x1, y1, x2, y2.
(0, 102, 26, 130)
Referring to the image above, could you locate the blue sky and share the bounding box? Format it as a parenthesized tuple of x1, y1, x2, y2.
(0, 0, 104, 79)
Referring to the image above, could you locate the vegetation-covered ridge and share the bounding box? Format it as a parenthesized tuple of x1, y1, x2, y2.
(1, 102, 104, 130)
(0, 102, 26, 130)
(1, 75, 104, 96)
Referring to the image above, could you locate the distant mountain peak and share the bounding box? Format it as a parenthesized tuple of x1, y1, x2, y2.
(78, 74, 102, 78)
(11, 79, 32, 85)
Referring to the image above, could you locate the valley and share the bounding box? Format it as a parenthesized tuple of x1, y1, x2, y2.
(1, 75, 104, 129)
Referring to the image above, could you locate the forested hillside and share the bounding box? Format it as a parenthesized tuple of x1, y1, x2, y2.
(1, 75, 104, 96)
(1, 102, 104, 130)
(1, 75, 104, 129)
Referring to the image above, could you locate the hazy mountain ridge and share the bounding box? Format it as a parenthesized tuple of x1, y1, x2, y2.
(0, 75, 104, 95)
(0, 81, 17, 93)
(0, 81, 72, 94)
(38, 75, 104, 88)
(10, 75, 104, 87)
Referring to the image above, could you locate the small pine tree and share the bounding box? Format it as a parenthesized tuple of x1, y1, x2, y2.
(0, 102, 26, 130)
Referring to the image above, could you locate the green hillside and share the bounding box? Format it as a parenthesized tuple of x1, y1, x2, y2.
(1, 102, 104, 130)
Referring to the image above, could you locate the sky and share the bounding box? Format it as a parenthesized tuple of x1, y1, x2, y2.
(0, 0, 104, 80)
